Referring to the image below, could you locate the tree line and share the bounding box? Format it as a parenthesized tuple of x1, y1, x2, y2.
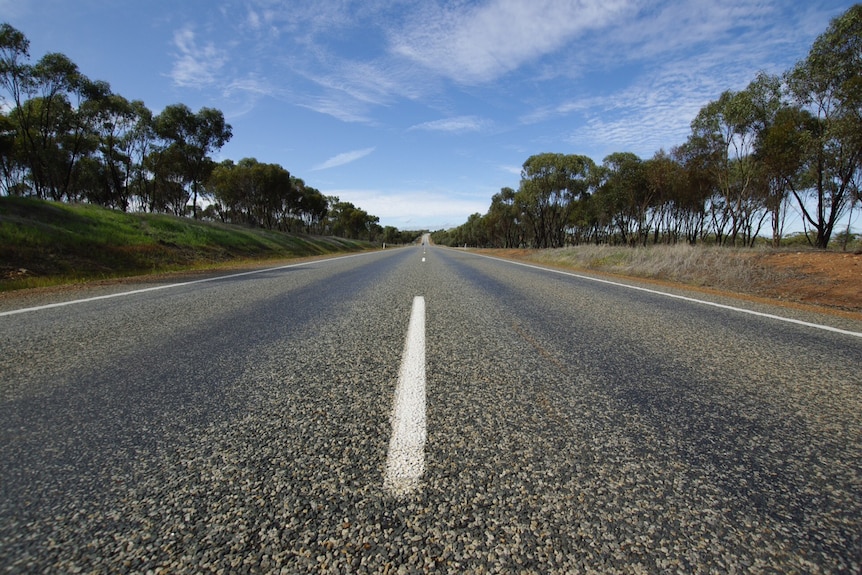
(0, 23, 419, 244)
(434, 5, 862, 250)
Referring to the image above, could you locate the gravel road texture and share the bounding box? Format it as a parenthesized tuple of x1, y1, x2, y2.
(1, 245, 860, 573)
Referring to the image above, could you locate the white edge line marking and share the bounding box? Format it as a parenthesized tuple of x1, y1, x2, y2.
(0, 252, 374, 318)
(463, 251, 862, 339)
(384, 295, 427, 496)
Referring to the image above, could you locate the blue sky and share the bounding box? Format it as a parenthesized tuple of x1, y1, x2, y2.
(3, 0, 856, 231)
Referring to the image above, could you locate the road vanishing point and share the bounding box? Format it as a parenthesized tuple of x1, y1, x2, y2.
(1, 244, 860, 573)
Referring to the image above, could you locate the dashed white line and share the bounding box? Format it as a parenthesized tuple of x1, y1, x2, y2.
(384, 296, 427, 496)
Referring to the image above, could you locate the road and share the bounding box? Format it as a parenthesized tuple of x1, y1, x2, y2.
(1, 244, 860, 574)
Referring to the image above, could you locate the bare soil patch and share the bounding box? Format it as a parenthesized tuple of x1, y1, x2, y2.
(756, 250, 861, 311)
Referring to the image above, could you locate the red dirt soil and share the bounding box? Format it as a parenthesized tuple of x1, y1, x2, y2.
(757, 251, 861, 312)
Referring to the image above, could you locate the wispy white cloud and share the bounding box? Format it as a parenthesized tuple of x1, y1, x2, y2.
(166, 0, 842, 187)
(223, 75, 275, 98)
(409, 115, 491, 133)
(169, 27, 227, 88)
(312, 147, 376, 171)
(519, 97, 606, 125)
(323, 187, 489, 229)
(600, 1, 779, 65)
(217, 73, 282, 120)
(300, 59, 417, 109)
(246, 9, 262, 30)
(234, 0, 636, 120)
(263, 1, 373, 38)
(562, 49, 764, 159)
(512, 0, 830, 160)
(272, 24, 427, 123)
(299, 96, 374, 124)
(390, 0, 630, 84)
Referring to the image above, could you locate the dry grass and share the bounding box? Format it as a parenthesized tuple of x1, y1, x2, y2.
(478, 244, 861, 314)
(528, 244, 805, 295)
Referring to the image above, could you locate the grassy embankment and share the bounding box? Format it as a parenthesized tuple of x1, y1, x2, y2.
(0, 197, 372, 291)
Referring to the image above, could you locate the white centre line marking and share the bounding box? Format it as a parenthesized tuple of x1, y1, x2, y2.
(384, 296, 426, 496)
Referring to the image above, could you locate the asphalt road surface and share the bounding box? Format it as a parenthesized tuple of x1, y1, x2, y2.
(1, 245, 860, 574)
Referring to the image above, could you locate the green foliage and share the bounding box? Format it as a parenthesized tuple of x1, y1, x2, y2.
(382, 226, 422, 245)
(783, 4, 862, 248)
(430, 228, 455, 246)
(206, 158, 332, 234)
(516, 153, 596, 248)
(153, 104, 231, 219)
(326, 199, 382, 241)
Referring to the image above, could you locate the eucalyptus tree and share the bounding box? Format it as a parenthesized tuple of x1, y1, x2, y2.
(86, 93, 152, 211)
(144, 143, 190, 215)
(516, 153, 596, 248)
(122, 100, 156, 212)
(55, 76, 111, 203)
(207, 159, 244, 222)
(643, 150, 688, 244)
(0, 25, 113, 202)
(0, 24, 30, 194)
(753, 105, 815, 246)
(1, 49, 90, 200)
(671, 142, 713, 244)
(689, 80, 771, 246)
(328, 200, 380, 240)
(465, 212, 492, 247)
(784, 4, 862, 248)
(485, 187, 519, 247)
(0, 112, 17, 194)
(568, 191, 606, 245)
(207, 158, 294, 228)
(290, 177, 328, 233)
(596, 152, 650, 245)
(230, 157, 274, 228)
(154, 104, 231, 218)
(252, 159, 299, 231)
(23, 53, 86, 200)
(0, 23, 29, 106)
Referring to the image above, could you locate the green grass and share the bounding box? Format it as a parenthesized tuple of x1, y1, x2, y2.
(0, 197, 371, 291)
